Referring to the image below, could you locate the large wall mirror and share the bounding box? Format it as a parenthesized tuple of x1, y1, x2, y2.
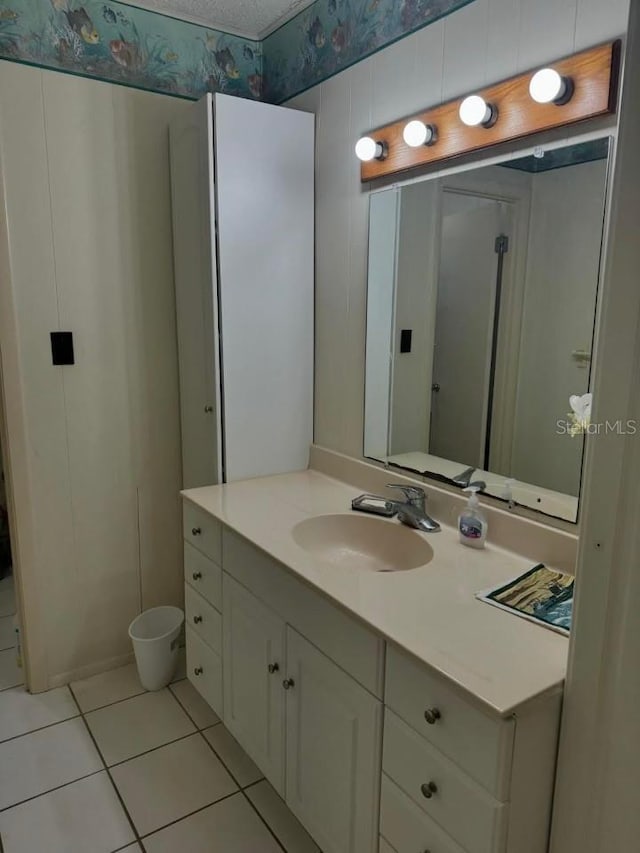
(364, 137, 611, 523)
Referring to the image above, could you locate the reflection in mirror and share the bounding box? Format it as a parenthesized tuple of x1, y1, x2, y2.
(364, 138, 611, 522)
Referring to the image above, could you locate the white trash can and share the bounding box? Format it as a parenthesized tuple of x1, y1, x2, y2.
(128, 606, 184, 691)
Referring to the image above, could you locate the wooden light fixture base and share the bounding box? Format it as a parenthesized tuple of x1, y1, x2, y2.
(359, 40, 621, 182)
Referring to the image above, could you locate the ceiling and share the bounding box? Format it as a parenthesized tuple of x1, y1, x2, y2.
(124, 0, 317, 39)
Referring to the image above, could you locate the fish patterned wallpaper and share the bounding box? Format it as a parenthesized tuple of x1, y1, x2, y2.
(263, 0, 475, 102)
(0, 0, 475, 102)
(0, 0, 263, 100)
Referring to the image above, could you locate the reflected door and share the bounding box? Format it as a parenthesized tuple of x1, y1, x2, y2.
(430, 192, 504, 467)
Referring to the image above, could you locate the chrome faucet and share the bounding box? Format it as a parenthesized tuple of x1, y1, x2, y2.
(452, 466, 475, 488)
(386, 485, 441, 533)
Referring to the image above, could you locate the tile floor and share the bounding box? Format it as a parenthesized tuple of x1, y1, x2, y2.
(0, 651, 321, 852)
(0, 576, 23, 693)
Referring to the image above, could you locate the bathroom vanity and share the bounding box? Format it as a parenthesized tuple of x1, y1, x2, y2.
(181, 468, 568, 853)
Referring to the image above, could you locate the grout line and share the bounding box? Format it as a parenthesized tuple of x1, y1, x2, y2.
(68, 684, 143, 851)
(79, 686, 148, 716)
(0, 712, 81, 745)
(106, 731, 197, 770)
(166, 681, 219, 732)
(197, 727, 264, 792)
(138, 789, 241, 842)
(240, 786, 288, 853)
(0, 768, 105, 815)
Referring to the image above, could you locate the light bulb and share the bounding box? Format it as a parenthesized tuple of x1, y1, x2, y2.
(402, 120, 436, 147)
(459, 95, 496, 128)
(355, 136, 386, 162)
(529, 68, 572, 104)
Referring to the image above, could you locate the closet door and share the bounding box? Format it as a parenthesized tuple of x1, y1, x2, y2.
(169, 95, 223, 488)
(40, 73, 142, 674)
(213, 94, 314, 482)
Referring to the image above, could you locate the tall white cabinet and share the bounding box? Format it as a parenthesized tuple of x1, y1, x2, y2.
(169, 94, 314, 488)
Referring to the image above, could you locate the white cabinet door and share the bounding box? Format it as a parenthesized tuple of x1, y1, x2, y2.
(223, 574, 286, 793)
(284, 628, 382, 853)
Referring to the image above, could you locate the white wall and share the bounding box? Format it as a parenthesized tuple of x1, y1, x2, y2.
(511, 159, 608, 496)
(0, 62, 188, 688)
(286, 0, 629, 463)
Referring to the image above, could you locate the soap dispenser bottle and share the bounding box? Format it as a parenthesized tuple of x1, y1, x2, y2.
(458, 486, 488, 549)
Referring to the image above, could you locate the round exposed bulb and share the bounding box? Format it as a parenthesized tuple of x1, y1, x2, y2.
(355, 136, 386, 162)
(529, 68, 571, 104)
(402, 120, 436, 147)
(459, 95, 495, 127)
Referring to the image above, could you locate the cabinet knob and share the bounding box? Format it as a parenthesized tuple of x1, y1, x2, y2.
(420, 781, 438, 799)
(268, 663, 280, 674)
(282, 678, 295, 690)
(193, 615, 203, 624)
(191, 527, 202, 536)
(424, 707, 441, 725)
(192, 571, 202, 581)
(204, 405, 214, 413)
(194, 666, 203, 676)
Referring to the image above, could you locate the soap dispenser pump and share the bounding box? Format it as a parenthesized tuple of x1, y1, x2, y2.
(458, 485, 488, 549)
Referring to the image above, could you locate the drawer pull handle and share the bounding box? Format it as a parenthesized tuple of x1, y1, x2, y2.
(192, 571, 202, 580)
(194, 666, 203, 676)
(193, 615, 203, 624)
(191, 527, 202, 536)
(420, 781, 438, 799)
(282, 678, 295, 690)
(424, 707, 441, 725)
(268, 663, 280, 674)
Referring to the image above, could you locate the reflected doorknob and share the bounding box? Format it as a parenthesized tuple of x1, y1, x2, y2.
(431, 383, 441, 392)
(282, 678, 295, 690)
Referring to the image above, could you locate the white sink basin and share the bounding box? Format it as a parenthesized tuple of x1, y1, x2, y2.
(292, 514, 434, 572)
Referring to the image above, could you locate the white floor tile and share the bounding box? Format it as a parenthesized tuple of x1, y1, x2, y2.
(0, 576, 15, 618)
(71, 662, 144, 713)
(0, 717, 102, 809)
(246, 779, 321, 853)
(111, 733, 237, 837)
(0, 614, 15, 650)
(170, 679, 220, 729)
(203, 724, 263, 788)
(143, 791, 282, 853)
(0, 686, 78, 742)
(85, 689, 195, 766)
(0, 647, 23, 690)
(0, 771, 135, 853)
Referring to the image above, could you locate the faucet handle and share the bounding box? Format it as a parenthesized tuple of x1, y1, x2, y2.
(386, 484, 426, 508)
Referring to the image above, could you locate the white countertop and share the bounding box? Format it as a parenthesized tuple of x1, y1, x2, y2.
(182, 470, 569, 716)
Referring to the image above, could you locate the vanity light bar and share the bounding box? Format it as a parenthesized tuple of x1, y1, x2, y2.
(357, 40, 620, 182)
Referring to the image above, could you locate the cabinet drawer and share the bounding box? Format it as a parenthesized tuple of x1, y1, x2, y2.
(380, 774, 465, 853)
(184, 541, 222, 610)
(383, 710, 507, 853)
(183, 502, 222, 564)
(186, 625, 222, 717)
(223, 529, 384, 697)
(385, 644, 513, 798)
(185, 584, 222, 655)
